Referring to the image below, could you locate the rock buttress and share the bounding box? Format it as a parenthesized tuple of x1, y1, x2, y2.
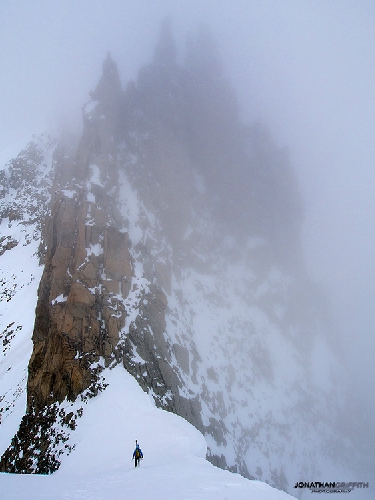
(27, 187, 133, 411)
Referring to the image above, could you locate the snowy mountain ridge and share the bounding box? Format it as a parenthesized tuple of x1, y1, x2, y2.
(0, 22, 373, 500)
(2, 366, 293, 500)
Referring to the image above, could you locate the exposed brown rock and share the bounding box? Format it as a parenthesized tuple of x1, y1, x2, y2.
(78, 259, 98, 287)
(2, 49, 192, 475)
(27, 180, 134, 412)
(103, 279, 120, 295)
(103, 226, 132, 281)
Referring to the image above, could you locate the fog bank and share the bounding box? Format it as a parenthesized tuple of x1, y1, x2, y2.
(1, 0, 374, 409)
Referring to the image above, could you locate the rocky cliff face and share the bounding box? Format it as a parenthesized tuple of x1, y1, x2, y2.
(0, 24, 372, 493)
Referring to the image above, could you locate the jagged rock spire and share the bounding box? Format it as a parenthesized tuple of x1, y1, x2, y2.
(102, 51, 118, 78)
(92, 51, 122, 107)
(82, 51, 123, 156)
(153, 17, 177, 67)
(185, 24, 223, 82)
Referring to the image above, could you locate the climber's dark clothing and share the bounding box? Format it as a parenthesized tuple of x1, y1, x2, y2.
(133, 445, 143, 467)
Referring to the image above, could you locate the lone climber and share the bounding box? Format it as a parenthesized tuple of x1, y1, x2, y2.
(132, 440, 143, 467)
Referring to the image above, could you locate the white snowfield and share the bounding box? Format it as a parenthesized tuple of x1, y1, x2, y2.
(0, 366, 293, 500)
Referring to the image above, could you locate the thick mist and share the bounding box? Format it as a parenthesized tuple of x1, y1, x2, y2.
(1, 0, 374, 455)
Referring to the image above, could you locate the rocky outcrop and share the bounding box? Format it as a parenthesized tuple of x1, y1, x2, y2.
(1, 46, 181, 472)
(1, 23, 372, 493)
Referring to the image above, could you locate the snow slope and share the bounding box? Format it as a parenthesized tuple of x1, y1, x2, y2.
(0, 366, 293, 500)
(0, 135, 54, 457)
(0, 220, 42, 455)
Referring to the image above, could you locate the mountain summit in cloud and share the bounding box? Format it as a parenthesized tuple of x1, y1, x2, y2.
(0, 23, 372, 498)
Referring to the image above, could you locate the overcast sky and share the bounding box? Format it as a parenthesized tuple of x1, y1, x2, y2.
(1, 0, 374, 400)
